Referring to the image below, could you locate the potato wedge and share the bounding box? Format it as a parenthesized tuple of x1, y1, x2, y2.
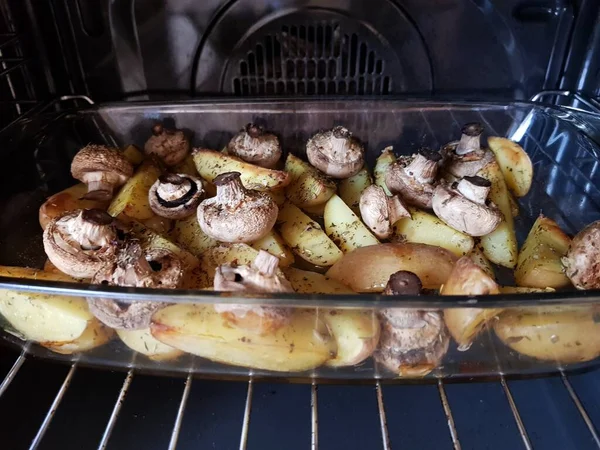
(193, 149, 290, 191)
(117, 328, 183, 361)
(108, 161, 161, 220)
(374, 146, 396, 196)
(200, 243, 263, 280)
(173, 154, 199, 177)
(151, 306, 336, 372)
(488, 137, 533, 198)
(499, 286, 555, 294)
(266, 189, 286, 207)
(508, 192, 519, 217)
(326, 243, 457, 292)
(393, 207, 474, 257)
(494, 307, 600, 363)
(339, 167, 373, 215)
(322, 309, 380, 367)
(284, 154, 336, 207)
(39, 183, 108, 230)
(323, 194, 379, 253)
(468, 245, 495, 279)
(515, 215, 571, 289)
(251, 230, 295, 267)
(41, 319, 114, 355)
(478, 161, 518, 268)
(0, 265, 80, 283)
(302, 202, 326, 217)
(122, 144, 145, 166)
(282, 267, 354, 294)
(181, 266, 212, 289)
(171, 214, 219, 257)
(278, 202, 343, 266)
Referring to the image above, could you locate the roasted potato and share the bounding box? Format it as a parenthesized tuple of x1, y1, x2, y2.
(278, 202, 343, 266)
(338, 167, 373, 215)
(108, 161, 161, 220)
(282, 267, 354, 294)
(393, 207, 474, 257)
(323, 194, 379, 253)
(151, 305, 337, 372)
(302, 202, 326, 217)
(171, 214, 219, 257)
(122, 144, 145, 166)
(326, 243, 457, 292)
(284, 153, 336, 208)
(200, 243, 262, 280)
(374, 146, 396, 196)
(508, 192, 519, 217)
(251, 231, 295, 267)
(488, 137, 533, 198)
(499, 286, 555, 294)
(117, 328, 183, 361)
(468, 245, 495, 279)
(515, 215, 571, 289)
(173, 154, 199, 177)
(41, 319, 114, 355)
(39, 183, 108, 230)
(181, 266, 212, 290)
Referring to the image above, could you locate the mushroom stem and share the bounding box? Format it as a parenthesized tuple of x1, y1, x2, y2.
(152, 124, 164, 136)
(84, 180, 115, 201)
(252, 250, 280, 276)
(456, 176, 491, 204)
(405, 149, 440, 184)
(213, 172, 246, 209)
(455, 123, 484, 155)
(387, 195, 411, 225)
(245, 123, 264, 139)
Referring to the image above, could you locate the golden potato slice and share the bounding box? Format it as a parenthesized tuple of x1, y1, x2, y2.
(514, 215, 571, 289)
(508, 192, 519, 217)
(117, 328, 183, 361)
(171, 214, 219, 257)
(108, 161, 161, 220)
(122, 144, 145, 166)
(468, 245, 495, 279)
(173, 154, 199, 177)
(323, 194, 379, 253)
(478, 161, 518, 268)
(302, 202, 326, 217)
(282, 267, 354, 294)
(251, 231, 295, 267)
(39, 183, 108, 230)
(499, 286, 555, 294)
(266, 189, 286, 207)
(278, 202, 343, 266)
(284, 153, 336, 207)
(193, 149, 290, 191)
(200, 243, 265, 281)
(326, 243, 457, 292)
(393, 207, 474, 257)
(488, 137, 533, 198)
(339, 167, 373, 215)
(181, 266, 212, 289)
(151, 305, 336, 372)
(374, 146, 396, 196)
(41, 319, 114, 355)
(494, 307, 600, 363)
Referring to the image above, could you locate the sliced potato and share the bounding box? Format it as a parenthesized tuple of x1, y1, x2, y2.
(181, 266, 212, 289)
(488, 137, 533, 198)
(278, 202, 343, 266)
(499, 286, 555, 294)
(173, 154, 199, 177)
(393, 207, 474, 257)
(468, 245, 495, 279)
(282, 267, 354, 294)
(266, 189, 286, 207)
(323, 194, 379, 253)
(494, 307, 600, 363)
(0, 265, 80, 283)
(339, 167, 373, 215)
(193, 149, 290, 191)
(326, 243, 457, 292)
(108, 161, 161, 220)
(117, 328, 183, 361)
(374, 146, 396, 196)
(39, 183, 108, 230)
(171, 214, 219, 257)
(302, 202, 326, 217)
(41, 319, 114, 355)
(515, 215, 571, 289)
(122, 144, 145, 166)
(508, 192, 519, 217)
(284, 154, 336, 207)
(151, 306, 336, 372)
(478, 161, 518, 268)
(251, 230, 295, 267)
(200, 243, 262, 280)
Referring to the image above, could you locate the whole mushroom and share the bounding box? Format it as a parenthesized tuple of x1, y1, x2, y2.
(43, 209, 119, 279)
(144, 123, 190, 166)
(149, 173, 204, 220)
(88, 241, 183, 330)
(359, 185, 411, 239)
(213, 250, 294, 334)
(71, 145, 133, 201)
(197, 171, 278, 243)
(375, 271, 450, 377)
(432, 176, 502, 236)
(306, 126, 364, 179)
(562, 220, 600, 289)
(385, 148, 442, 209)
(227, 123, 282, 169)
(442, 123, 495, 178)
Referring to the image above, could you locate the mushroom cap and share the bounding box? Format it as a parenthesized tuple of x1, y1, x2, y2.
(144, 124, 190, 166)
(227, 123, 282, 169)
(149, 173, 204, 219)
(562, 220, 600, 290)
(306, 126, 364, 179)
(43, 209, 118, 279)
(385, 150, 440, 209)
(359, 185, 410, 239)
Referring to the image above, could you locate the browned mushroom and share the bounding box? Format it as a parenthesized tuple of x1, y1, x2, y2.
(144, 124, 190, 166)
(227, 123, 282, 169)
(385, 148, 441, 209)
(197, 171, 278, 243)
(149, 173, 204, 220)
(71, 145, 133, 201)
(562, 220, 600, 289)
(442, 123, 495, 178)
(306, 126, 364, 178)
(359, 185, 411, 239)
(432, 176, 502, 236)
(88, 241, 183, 330)
(43, 209, 119, 279)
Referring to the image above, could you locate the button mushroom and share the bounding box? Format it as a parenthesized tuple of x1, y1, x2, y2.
(442, 123, 495, 178)
(144, 123, 190, 166)
(71, 145, 134, 201)
(43, 209, 119, 279)
(562, 220, 600, 289)
(432, 176, 502, 236)
(375, 271, 449, 377)
(359, 185, 411, 239)
(148, 173, 204, 220)
(213, 250, 293, 334)
(385, 148, 441, 209)
(306, 126, 364, 179)
(197, 171, 278, 243)
(88, 241, 183, 330)
(227, 123, 282, 169)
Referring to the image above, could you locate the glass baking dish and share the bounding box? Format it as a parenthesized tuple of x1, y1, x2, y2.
(1, 99, 599, 381)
